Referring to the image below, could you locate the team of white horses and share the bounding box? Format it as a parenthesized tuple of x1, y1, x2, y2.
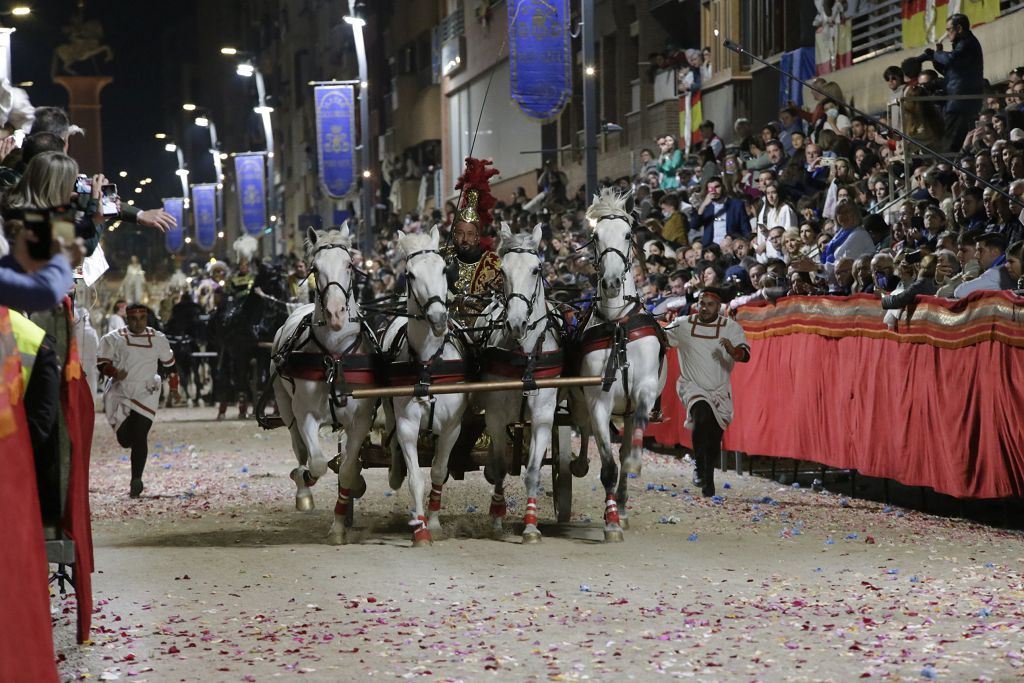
(270, 188, 666, 546)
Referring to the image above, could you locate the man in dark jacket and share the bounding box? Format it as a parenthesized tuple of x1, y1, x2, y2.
(925, 13, 984, 152)
(691, 177, 750, 246)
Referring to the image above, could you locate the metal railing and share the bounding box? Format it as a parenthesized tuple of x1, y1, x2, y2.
(850, 2, 902, 64)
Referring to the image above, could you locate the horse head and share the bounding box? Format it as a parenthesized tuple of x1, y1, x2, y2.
(398, 226, 447, 337)
(305, 223, 354, 332)
(498, 222, 544, 345)
(586, 188, 635, 299)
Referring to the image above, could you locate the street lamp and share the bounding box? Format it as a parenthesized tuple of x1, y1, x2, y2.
(186, 106, 222, 184)
(344, 0, 373, 255)
(163, 138, 189, 200)
(222, 47, 278, 255)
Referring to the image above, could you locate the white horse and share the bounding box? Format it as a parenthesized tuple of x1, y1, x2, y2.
(478, 223, 562, 543)
(573, 189, 667, 542)
(381, 227, 470, 546)
(270, 225, 376, 545)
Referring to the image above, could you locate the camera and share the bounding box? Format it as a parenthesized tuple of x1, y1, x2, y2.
(3, 206, 76, 261)
(75, 174, 120, 216)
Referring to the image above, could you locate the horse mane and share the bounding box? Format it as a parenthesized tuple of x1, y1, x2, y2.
(396, 231, 435, 258)
(498, 230, 539, 256)
(585, 187, 631, 223)
(304, 228, 352, 261)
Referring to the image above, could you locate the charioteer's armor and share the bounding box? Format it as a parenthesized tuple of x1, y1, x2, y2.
(443, 157, 503, 324)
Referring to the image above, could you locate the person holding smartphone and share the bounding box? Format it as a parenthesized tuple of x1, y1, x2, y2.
(0, 209, 79, 312)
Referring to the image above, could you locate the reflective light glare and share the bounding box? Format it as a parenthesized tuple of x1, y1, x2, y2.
(16, 80, 32, 87)
(143, 177, 152, 184)
(217, 231, 225, 238)
(360, 80, 368, 88)
(365, 260, 373, 268)
(11, 6, 30, 16)
(182, 103, 197, 111)
(118, 171, 127, 177)
(219, 153, 229, 160)
(253, 105, 274, 115)
(343, 15, 366, 27)
(154, 132, 167, 139)
(269, 215, 277, 222)
(220, 47, 238, 55)
(585, 66, 596, 76)
(127, 199, 135, 206)
(134, 187, 142, 194)
(362, 170, 371, 178)
(714, 28, 720, 37)
(236, 63, 255, 77)
(184, 237, 192, 244)
(195, 116, 209, 127)
(164, 143, 177, 152)
(175, 169, 189, 177)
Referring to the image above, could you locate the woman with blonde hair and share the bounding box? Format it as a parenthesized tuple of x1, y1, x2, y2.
(2, 151, 108, 254)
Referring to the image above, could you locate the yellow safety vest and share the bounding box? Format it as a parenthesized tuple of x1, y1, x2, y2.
(9, 310, 45, 394)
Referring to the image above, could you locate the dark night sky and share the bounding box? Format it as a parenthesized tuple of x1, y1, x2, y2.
(11, 0, 198, 207)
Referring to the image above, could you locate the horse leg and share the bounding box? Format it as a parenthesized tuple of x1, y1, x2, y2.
(425, 414, 462, 534)
(384, 399, 407, 491)
(397, 402, 431, 547)
(328, 406, 373, 545)
(591, 399, 624, 543)
(485, 411, 509, 537)
(569, 388, 590, 477)
(617, 412, 636, 530)
(521, 409, 553, 544)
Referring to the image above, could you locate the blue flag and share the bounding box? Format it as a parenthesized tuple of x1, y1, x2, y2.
(234, 153, 267, 237)
(314, 84, 356, 199)
(191, 184, 218, 251)
(163, 197, 185, 253)
(508, 0, 571, 120)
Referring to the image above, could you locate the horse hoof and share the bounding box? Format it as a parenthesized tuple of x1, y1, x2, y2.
(570, 457, 589, 478)
(604, 527, 624, 543)
(621, 459, 641, 476)
(351, 474, 367, 499)
(295, 494, 315, 512)
(326, 527, 346, 545)
(620, 517, 630, 530)
(426, 513, 442, 532)
(522, 528, 542, 544)
(412, 531, 433, 547)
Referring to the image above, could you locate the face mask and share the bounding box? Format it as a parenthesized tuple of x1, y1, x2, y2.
(826, 108, 838, 119)
(663, 209, 673, 219)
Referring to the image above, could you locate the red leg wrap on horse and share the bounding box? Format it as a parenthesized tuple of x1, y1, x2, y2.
(523, 498, 538, 527)
(334, 488, 351, 516)
(604, 499, 620, 526)
(428, 483, 443, 512)
(490, 493, 507, 518)
(413, 516, 432, 544)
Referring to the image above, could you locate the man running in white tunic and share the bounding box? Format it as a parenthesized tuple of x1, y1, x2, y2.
(664, 287, 750, 497)
(97, 303, 176, 498)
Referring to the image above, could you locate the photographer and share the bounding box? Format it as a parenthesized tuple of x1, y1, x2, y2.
(922, 13, 984, 152)
(0, 212, 78, 312)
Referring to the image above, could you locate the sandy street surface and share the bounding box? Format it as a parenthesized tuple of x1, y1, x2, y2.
(50, 407, 1024, 682)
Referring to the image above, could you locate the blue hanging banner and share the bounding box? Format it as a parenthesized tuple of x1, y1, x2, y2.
(508, 0, 571, 120)
(313, 84, 356, 199)
(191, 184, 218, 251)
(163, 197, 185, 253)
(234, 153, 267, 237)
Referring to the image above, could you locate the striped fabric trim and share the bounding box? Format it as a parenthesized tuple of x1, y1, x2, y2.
(734, 292, 1024, 349)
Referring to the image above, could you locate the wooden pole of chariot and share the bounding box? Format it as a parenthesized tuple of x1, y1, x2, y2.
(348, 376, 603, 399)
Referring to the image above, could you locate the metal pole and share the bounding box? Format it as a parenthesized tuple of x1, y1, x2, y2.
(348, 375, 604, 400)
(349, 11, 374, 256)
(255, 68, 278, 256)
(581, 0, 598, 201)
(175, 147, 188, 200)
(207, 120, 223, 235)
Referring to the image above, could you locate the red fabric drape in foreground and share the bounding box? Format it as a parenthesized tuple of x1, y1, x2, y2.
(647, 293, 1024, 500)
(59, 298, 95, 643)
(0, 307, 58, 682)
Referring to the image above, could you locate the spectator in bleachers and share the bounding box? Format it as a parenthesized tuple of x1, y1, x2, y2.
(657, 135, 684, 190)
(953, 232, 1015, 297)
(691, 177, 749, 246)
(659, 193, 689, 248)
(924, 12, 985, 152)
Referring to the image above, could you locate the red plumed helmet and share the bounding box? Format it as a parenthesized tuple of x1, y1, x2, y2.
(455, 156, 499, 226)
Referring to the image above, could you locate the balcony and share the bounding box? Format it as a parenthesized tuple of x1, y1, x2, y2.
(850, 2, 902, 64)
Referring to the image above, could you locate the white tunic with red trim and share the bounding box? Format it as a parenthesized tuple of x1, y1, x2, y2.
(97, 326, 174, 431)
(664, 313, 749, 430)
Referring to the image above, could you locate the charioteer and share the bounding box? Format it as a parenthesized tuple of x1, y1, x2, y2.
(443, 156, 504, 324)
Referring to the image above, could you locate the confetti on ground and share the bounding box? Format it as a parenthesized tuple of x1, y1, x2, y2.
(52, 406, 1024, 682)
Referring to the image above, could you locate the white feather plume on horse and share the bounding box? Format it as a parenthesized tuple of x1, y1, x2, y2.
(232, 235, 259, 263)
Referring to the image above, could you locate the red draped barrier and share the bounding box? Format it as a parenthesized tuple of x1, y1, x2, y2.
(0, 308, 58, 682)
(647, 292, 1024, 500)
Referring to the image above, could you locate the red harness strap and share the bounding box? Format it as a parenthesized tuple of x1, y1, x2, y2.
(480, 346, 563, 379)
(283, 351, 378, 387)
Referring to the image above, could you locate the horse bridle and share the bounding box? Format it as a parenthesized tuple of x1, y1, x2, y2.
(593, 213, 635, 284)
(403, 248, 447, 320)
(309, 242, 355, 326)
(500, 246, 548, 338)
